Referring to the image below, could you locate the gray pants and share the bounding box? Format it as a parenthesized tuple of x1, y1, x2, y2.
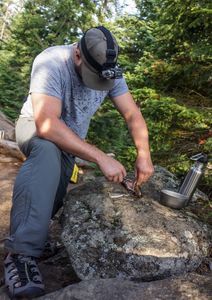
(4, 117, 75, 257)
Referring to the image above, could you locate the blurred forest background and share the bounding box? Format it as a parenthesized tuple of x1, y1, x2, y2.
(0, 0, 211, 198)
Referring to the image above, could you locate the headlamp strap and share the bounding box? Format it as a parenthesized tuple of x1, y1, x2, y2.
(96, 26, 117, 69)
(81, 33, 102, 72)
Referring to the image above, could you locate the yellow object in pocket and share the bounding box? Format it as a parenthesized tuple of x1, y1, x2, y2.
(70, 164, 79, 183)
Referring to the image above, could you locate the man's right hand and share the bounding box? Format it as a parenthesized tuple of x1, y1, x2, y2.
(97, 154, 127, 183)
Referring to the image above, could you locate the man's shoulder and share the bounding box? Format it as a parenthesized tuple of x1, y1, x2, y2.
(34, 45, 73, 64)
(42, 44, 73, 54)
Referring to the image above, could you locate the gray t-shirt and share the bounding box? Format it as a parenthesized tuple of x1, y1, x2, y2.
(21, 45, 129, 139)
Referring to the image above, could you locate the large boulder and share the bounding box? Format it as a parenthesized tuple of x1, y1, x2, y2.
(1, 273, 211, 300)
(35, 273, 212, 300)
(61, 169, 211, 281)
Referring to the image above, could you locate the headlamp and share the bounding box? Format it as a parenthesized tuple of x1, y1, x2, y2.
(100, 67, 123, 79)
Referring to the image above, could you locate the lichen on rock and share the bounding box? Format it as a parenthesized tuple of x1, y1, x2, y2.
(61, 169, 211, 281)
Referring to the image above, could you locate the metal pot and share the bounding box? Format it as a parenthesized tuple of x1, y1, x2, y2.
(160, 189, 189, 209)
(160, 153, 208, 209)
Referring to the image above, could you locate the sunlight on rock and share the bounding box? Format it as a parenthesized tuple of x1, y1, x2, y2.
(61, 176, 211, 281)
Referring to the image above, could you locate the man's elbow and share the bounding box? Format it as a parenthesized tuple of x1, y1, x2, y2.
(35, 118, 55, 139)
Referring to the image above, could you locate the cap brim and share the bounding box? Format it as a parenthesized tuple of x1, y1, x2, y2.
(81, 61, 114, 91)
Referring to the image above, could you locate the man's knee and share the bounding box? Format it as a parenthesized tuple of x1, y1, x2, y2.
(31, 137, 61, 160)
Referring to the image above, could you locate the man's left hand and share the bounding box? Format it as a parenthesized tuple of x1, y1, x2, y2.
(135, 155, 154, 186)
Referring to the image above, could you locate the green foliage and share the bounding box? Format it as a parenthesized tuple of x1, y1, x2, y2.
(87, 100, 136, 171)
(103, 15, 155, 72)
(0, 0, 211, 198)
(154, 0, 212, 58)
(143, 96, 210, 149)
(0, 50, 26, 119)
(126, 51, 212, 95)
(203, 138, 212, 153)
(136, 0, 159, 21)
(126, 0, 211, 96)
(88, 87, 211, 181)
(17, 0, 96, 47)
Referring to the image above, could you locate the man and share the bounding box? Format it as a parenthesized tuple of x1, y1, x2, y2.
(4, 26, 154, 299)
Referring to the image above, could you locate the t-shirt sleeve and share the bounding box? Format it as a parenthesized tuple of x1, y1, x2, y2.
(29, 51, 64, 100)
(108, 77, 129, 98)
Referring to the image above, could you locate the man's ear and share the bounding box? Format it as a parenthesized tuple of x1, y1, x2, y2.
(75, 46, 82, 65)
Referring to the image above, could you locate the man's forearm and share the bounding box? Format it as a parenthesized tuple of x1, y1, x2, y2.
(36, 116, 127, 181)
(127, 111, 151, 158)
(36, 116, 105, 164)
(111, 91, 154, 184)
(127, 111, 154, 184)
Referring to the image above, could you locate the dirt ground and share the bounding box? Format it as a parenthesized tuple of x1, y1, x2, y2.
(0, 154, 20, 265)
(0, 153, 80, 295)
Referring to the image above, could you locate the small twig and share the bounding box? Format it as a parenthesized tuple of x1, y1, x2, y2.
(187, 89, 207, 99)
